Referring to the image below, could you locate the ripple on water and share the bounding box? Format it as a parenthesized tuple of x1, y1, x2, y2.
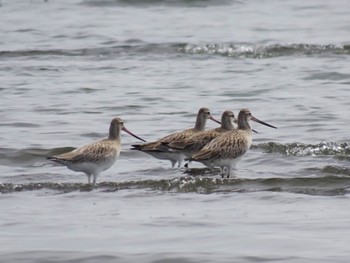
(1, 176, 350, 196)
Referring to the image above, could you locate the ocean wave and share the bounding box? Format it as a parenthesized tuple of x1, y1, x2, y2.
(1, 43, 349, 59)
(1, 176, 350, 196)
(81, 0, 234, 7)
(1, 251, 121, 263)
(178, 43, 350, 58)
(0, 147, 75, 167)
(0, 43, 180, 59)
(253, 141, 350, 157)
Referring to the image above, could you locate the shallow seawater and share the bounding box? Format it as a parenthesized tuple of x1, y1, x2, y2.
(2, 190, 350, 263)
(1, 0, 350, 262)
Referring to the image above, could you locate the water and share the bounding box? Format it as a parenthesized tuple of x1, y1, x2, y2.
(1, 0, 350, 262)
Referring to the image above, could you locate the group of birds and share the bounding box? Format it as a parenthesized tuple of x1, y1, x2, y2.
(47, 107, 277, 184)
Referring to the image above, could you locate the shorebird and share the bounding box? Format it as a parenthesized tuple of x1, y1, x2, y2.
(164, 110, 236, 158)
(47, 117, 146, 184)
(186, 109, 277, 178)
(131, 107, 221, 168)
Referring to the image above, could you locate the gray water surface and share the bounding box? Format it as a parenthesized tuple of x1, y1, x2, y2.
(1, 0, 350, 262)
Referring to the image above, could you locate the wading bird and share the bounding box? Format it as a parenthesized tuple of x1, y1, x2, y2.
(131, 107, 221, 168)
(186, 109, 277, 178)
(47, 117, 145, 184)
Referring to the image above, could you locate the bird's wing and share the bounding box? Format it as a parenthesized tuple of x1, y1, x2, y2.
(131, 141, 171, 152)
(182, 130, 221, 152)
(54, 140, 117, 163)
(132, 129, 195, 152)
(191, 132, 249, 161)
(159, 128, 195, 144)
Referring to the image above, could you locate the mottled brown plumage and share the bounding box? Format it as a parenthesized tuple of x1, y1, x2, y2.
(165, 110, 236, 157)
(131, 107, 221, 167)
(47, 117, 145, 184)
(188, 109, 277, 177)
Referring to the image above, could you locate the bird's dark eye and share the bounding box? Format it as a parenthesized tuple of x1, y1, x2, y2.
(207, 112, 211, 115)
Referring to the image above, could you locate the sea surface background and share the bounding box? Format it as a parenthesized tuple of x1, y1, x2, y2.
(1, 0, 350, 262)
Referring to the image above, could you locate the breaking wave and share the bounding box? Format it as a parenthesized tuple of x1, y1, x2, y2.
(1, 176, 350, 196)
(178, 43, 350, 58)
(1, 43, 349, 59)
(253, 141, 350, 157)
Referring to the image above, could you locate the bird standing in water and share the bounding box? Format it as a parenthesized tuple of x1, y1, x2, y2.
(131, 107, 221, 168)
(187, 109, 277, 178)
(164, 110, 236, 158)
(47, 117, 145, 184)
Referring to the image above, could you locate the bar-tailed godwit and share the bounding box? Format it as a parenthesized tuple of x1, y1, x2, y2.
(164, 110, 236, 158)
(186, 109, 277, 178)
(47, 117, 145, 184)
(131, 107, 221, 167)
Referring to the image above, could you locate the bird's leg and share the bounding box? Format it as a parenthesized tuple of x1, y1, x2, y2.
(226, 166, 233, 178)
(171, 160, 176, 168)
(87, 174, 92, 184)
(220, 167, 225, 178)
(92, 174, 98, 185)
(221, 167, 229, 178)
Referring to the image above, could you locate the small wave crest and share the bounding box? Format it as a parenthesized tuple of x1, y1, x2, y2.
(2, 176, 350, 196)
(82, 0, 232, 7)
(253, 141, 350, 157)
(0, 43, 180, 59)
(178, 43, 350, 58)
(0, 147, 75, 167)
(1, 43, 349, 59)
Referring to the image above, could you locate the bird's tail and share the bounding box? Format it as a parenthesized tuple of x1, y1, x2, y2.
(160, 142, 183, 153)
(130, 144, 142, 150)
(46, 156, 68, 165)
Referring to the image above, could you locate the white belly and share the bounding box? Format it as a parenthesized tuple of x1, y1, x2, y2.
(202, 156, 243, 170)
(68, 155, 118, 175)
(147, 151, 185, 163)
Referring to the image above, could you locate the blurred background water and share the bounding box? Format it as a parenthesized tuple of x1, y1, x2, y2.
(1, 0, 350, 262)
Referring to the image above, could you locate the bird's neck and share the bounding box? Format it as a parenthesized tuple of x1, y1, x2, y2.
(238, 118, 252, 131)
(194, 117, 206, 131)
(222, 119, 234, 130)
(108, 124, 121, 140)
